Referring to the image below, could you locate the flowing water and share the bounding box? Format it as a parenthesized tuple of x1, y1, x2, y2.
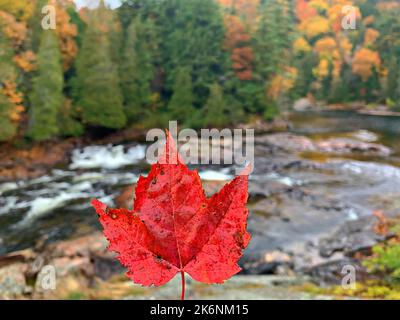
(1, 110, 400, 262)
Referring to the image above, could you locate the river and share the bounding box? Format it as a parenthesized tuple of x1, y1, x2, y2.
(1, 110, 400, 274)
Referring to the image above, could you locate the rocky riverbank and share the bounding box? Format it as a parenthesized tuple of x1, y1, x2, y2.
(0, 232, 335, 300)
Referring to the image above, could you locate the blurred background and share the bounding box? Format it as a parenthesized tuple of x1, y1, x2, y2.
(0, 0, 400, 300)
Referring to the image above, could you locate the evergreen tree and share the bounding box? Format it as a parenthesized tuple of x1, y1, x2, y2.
(167, 67, 195, 124)
(202, 83, 228, 128)
(120, 17, 157, 122)
(157, 0, 228, 107)
(28, 0, 47, 53)
(252, 0, 295, 112)
(74, 6, 126, 129)
(29, 30, 63, 141)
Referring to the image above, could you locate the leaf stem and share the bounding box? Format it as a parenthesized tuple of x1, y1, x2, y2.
(180, 271, 185, 300)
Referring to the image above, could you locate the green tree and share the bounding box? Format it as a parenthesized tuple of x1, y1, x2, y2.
(0, 93, 16, 141)
(29, 30, 63, 141)
(252, 0, 295, 112)
(157, 0, 228, 108)
(74, 6, 126, 129)
(120, 17, 157, 122)
(202, 83, 228, 128)
(167, 67, 195, 124)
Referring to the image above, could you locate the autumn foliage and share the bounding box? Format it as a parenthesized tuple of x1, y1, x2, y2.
(0, 0, 399, 142)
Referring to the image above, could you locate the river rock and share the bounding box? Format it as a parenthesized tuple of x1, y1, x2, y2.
(305, 258, 367, 285)
(52, 233, 107, 258)
(318, 216, 388, 258)
(0, 263, 30, 298)
(255, 133, 316, 152)
(293, 98, 315, 111)
(241, 250, 293, 275)
(92, 253, 125, 281)
(239, 118, 290, 133)
(316, 138, 391, 156)
(350, 130, 378, 143)
(52, 256, 93, 277)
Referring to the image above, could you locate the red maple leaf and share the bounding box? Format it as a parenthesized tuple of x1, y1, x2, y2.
(91, 131, 251, 299)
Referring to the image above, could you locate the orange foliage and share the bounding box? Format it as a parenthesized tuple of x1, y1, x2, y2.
(231, 47, 254, 80)
(53, 1, 78, 70)
(352, 48, 381, 81)
(296, 0, 317, 22)
(13, 50, 37, 72)
(362, 15, 374, 26)
(224, 15, 251, 48)
(364, 28, 379, 46)
(0, 10, 27, 48)
(314, 37, 337, 56)
(372, 210, 393, 236)
(223, 14, 254, 81)
(1, 80, 24, 122)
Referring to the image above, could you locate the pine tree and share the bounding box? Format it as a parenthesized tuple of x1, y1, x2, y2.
(120, 17, 157, 122)
(29, 30, 63, 141)
(74, 6, 126, 129)
(167, 67, 195, 124)
(157, 0, 228, 107)
(202, 83, 228, 128)
(252, 0, 295, 112)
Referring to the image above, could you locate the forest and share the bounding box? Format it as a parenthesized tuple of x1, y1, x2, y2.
(0, 0, 399, 142)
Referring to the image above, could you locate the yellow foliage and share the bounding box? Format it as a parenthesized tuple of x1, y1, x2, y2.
(267, 67, 297, 99)
(293, 37, 311, 53)
(0, 0, 34, 21)
(300, 16, 330, 38)
(314, 59, 330, 78)
(339, 36, 352, 56)
(309, 0, 329, 11)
